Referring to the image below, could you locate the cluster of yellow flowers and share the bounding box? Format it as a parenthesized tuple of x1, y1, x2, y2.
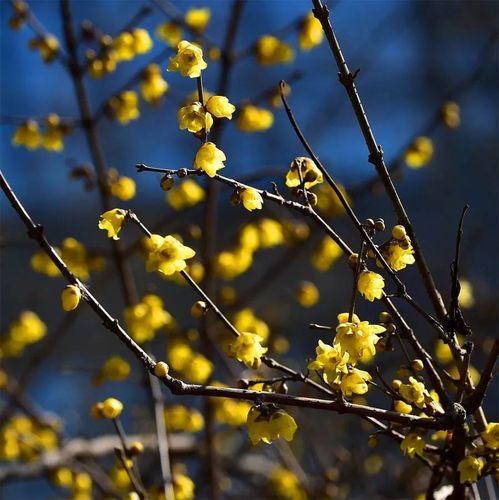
(164, 405, 204, 433)
(256, 35, 294, 65)
(113, 28, 153, 61)
(31, 236, 104, 280)
(0, 311, 46, 358)
(0, 415, 59, 462)
(167, 340, 213, 383)
(108, 90, 140, 124)
(246, 404, 297, 445)
(50, 467, 93, 498)
(267, 466, 307, 500)
(12, 114, 69, 151)
(308, 313, 386, 396)
(404, 136, 434, 168)
(85, 35, 118, 79)
(124, 294, 174, 344)
(166, 178, 205, 210)
(28, 34, 59, 62)
(214, 218, 286, 280)
(90, 397, 123, 419)
(178, 95, 235, 135)
(376, 224, 415, 272)
(157, 7, 211, 48)
(210, 383, 252, 426)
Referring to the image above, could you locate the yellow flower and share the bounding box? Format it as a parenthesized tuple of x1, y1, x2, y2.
(311, 237, 342, 271)
(357, 271, 385, 301)
(185, 8, 211, 32)
(256, 35, 294, 65)
(434, 339, 453, 364)
(240, 188, 263, 211)
(12, 119, 41, 150)
(247, 405, 297, 445)
(100, 356, 131, 382)
(178, 102, 213, 133)
(404, 136, 433, 168)
(267, 466, 307, 500)
(307, 340, 349, 385)
(258, 218, 284, 247)
(167, 179, 205, 210)
(42, 113, 64, 151)
(108, 90, 140, 124)
(340, 367, 372, 396)
(382, 241, 415, 271)
(61, 285, 81, 311)
(124, 294, 173, 343)
(113, 32, 135, 60)
(193, 142, 226, 177)
(165, 405, 204, 433)
(233, 308, 270, 343)
(28, 35, 59, 62)
(101, 398, 123, 419)
(441, 101, 460, 129)
(457, 456, 483, 483)
(205, 95, 235, 119)
(0, 311, 47, 358)
(299, 12, 323, 50)
(214, 247, 253, 280)
(236, 104, 274, 132)
(400, 433, 425, 458)
(431, 430, 448, 442)
(182, 353, 213, 383)
(172, 471, 195, 500)
(458, 279, 475, 308)
(399, 376, 426, 409)
(295, 281, 319, 307)
(168, 40, 207, 78)
(481, 422, 499, 450)
(211, 385, 251, 426)
(30, 248, 61, 276)
(145, 234, 196, 275)
(285, 157, 323, 189)
(98, 209, 126, 240)
(156, 21, 182, 47)
(167, 342, 194, 372)
(333, 313, 384, 364)
(394, 400, 412, 414)
(131, 28, 153, 54)
(227, 332, 267, 369)
(140, 64, 168, 104)
(314, 182, 350, 217)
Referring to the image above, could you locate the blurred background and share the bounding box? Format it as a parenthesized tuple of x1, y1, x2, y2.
(1, 0, 498, 498)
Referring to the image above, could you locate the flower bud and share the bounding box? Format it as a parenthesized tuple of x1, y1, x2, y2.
(154, 361, 169, 377)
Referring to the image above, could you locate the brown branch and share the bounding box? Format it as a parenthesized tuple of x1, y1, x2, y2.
(311, 0, 447, 322)
(0, 168, 452, 432)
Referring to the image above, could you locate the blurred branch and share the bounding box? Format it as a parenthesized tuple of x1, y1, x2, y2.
(0, 433, 196, 483)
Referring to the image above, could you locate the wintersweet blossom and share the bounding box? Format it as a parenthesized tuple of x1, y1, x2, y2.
(247, 405, 297, 445)
(357, 271, 385, 301)
(457, 456, 483, 483)
(98, 209, 126, 240)
(193, 142, 226, 177)
(240, 188, 263, 211)
(400, 433, 426, 458)
(168, 40, 207, 78)
(145, 234, 196, 275)
(205, 95, 235, 119)
(227, 332, 267, 369)
(307, 340, 349, 385)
